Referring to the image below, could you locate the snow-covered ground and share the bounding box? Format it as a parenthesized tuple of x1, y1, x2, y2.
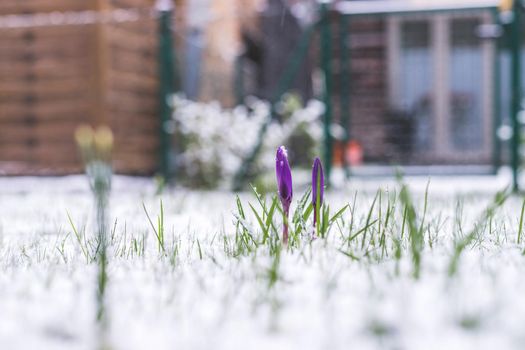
(1, 172, 524, 350)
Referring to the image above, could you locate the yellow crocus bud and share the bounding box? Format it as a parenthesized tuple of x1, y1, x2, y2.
(75, 124, 94, 151)
(94, 126, 114, 158)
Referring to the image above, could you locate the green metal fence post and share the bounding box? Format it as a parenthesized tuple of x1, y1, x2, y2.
(510, 0, 522, 191)
(338, 13, 351, 179)
(320, 1, 334, 186)
(492, 8, 502, 173)
(158, 0, 176, 182)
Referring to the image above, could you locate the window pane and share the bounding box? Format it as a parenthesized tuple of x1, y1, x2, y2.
(400, 21, 433, 152)
(449, 18, 484, 151)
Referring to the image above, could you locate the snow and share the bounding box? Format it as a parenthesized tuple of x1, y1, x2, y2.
(334, 0, 499, 16)
(0, 173, 524, 349)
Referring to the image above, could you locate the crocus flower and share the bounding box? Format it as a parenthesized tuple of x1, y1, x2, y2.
(312, 157, 324, 234)
(276, 146, 293, 244)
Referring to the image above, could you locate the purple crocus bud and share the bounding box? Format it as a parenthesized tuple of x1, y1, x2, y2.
(312, 157, 324, 230)
(276, 146, 293, 244)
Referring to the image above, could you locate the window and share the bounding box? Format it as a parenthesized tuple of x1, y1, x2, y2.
(387, 13, 494, 163)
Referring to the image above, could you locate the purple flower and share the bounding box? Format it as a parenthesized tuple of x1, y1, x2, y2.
(312, 157, 324, 230)
(276, 146, 293, 244)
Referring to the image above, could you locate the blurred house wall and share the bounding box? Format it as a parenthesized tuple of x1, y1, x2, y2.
(177, 0, 261, 107)
(333, 17, 388, 162)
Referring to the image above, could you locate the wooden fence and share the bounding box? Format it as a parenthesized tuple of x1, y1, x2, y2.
(0, 0, 160, 175)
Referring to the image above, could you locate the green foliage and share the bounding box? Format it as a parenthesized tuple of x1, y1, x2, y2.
(397, 180, 426, 280)
(232, 184, 349, 258)
(448, 189, 509, 277)
(67, 212, 92, 263)
(518, 198, 525, 244)
(143, 201, 166, 255)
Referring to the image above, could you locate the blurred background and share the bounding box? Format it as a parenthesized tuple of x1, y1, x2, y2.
(0, 0, 523, 190)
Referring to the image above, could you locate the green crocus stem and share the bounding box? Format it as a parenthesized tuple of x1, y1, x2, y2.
(314, 165, 321, 238)
(283, 207, 289, 245)
(315, 202, 320, 238)
(93, 163, 111, 332)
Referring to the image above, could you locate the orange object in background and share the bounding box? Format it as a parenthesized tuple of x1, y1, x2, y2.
(333, 140, 363, 166)
(348, 140, 363, 166)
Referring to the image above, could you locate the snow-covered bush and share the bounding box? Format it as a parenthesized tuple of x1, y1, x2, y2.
(172, 95, 324, 189)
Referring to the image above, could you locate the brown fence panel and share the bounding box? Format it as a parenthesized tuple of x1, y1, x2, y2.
(0, 0, 160, 176)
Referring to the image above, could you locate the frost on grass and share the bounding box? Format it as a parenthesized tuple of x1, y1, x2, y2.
(1, 176, 525, 349)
